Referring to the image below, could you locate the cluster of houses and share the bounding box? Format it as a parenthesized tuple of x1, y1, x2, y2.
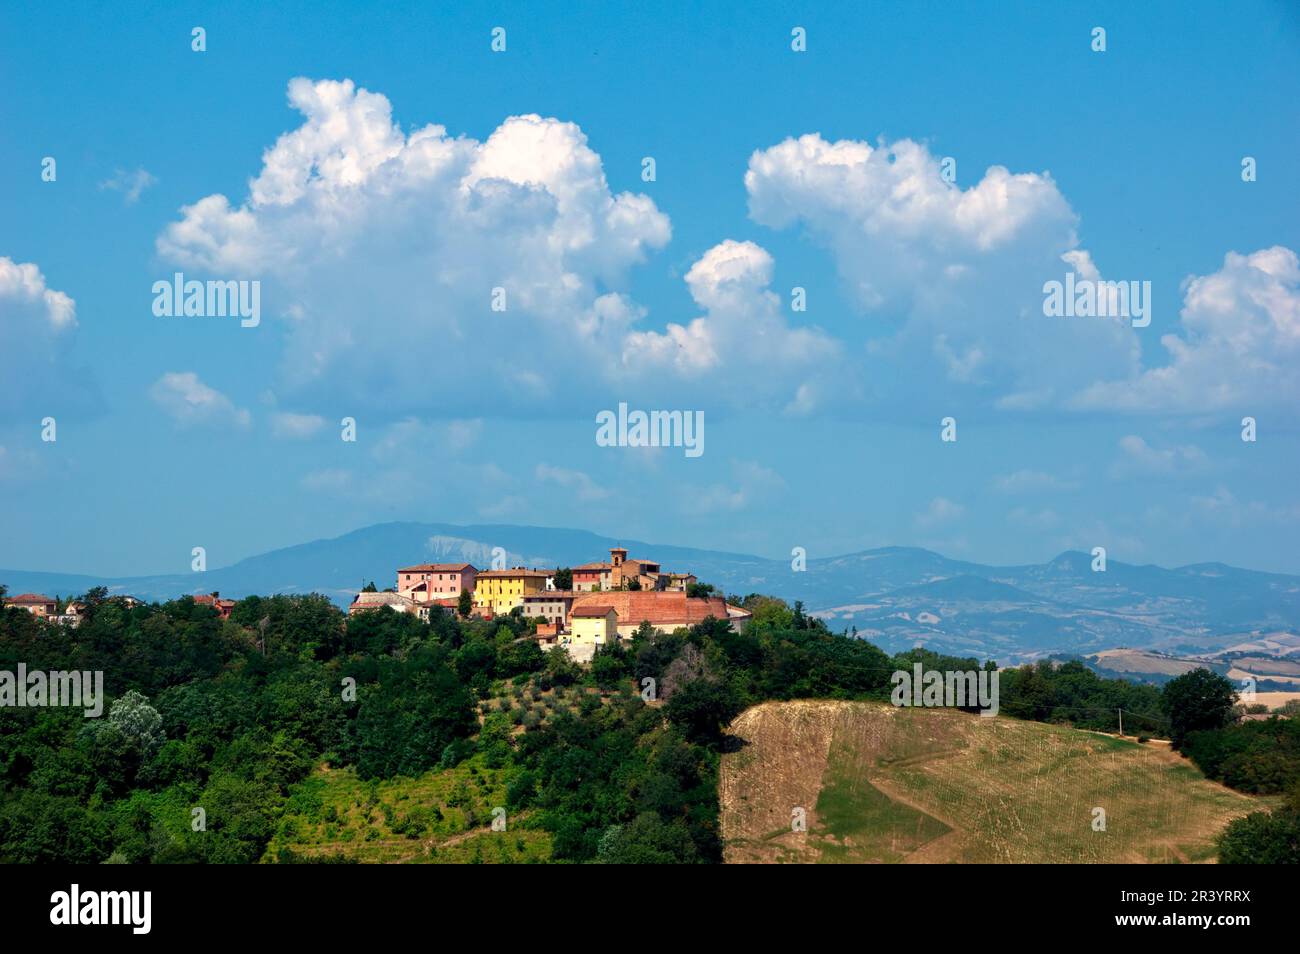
(349, 547, 750, 661)
(3, 592, 147, 626)
(6, 546, 748, 663)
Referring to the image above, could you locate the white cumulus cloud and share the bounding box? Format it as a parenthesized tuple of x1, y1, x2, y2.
(0, 256, 94, 419)
(150, 372, 251, 430)
(157, 78, 847, 418)
(744, 133, 1143, 411)
(0, 256, 76, 331)
(1110, 434, 1208, 477)
(157, 78, 677, 417)
(1073, 246, 1300, 412)
(622, 239, 845, 412)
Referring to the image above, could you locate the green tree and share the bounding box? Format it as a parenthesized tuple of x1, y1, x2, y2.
(108, 689, 166, 758)
(1218, 786, 1300, 863)
(457, 588, 473, 617)
(1163, 668, 1237, 748)
(552, 568, 573, 590)
(596, 813, 698, 863)
(543, 646, 580, 688)
(664, 677, 742, 747)
(591, 644, 629, 690)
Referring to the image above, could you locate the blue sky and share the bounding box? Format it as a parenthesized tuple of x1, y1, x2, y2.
(2, 0, 1298, 577)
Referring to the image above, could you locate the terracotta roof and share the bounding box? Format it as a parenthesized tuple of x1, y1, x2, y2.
(8, 593, 55, 604)
(573, 562, 611, 571)
(571, 591, 743, 627)
(397, 563, 476, 573)
(476, 568, 550, 579)
(572, 605, 615, 618)
(522, 590, 578, 600)
(193, 594, 235, 607)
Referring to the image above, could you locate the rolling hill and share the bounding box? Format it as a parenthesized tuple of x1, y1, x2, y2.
(720, 700, 1262, 863)
(4, 521, 1299, 661)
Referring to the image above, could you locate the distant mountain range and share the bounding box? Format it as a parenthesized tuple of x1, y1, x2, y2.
(4, 521, 1299, 663)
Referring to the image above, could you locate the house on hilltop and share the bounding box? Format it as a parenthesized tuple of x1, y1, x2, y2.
(571, 548, 693, 592)
(397, 563, 477, 606)
(521, 590, 578, 627)
(570, 590, 750, 640)
(7, 593, 57, 618)
(568, 605, 618, 656)
(474, 568, 550, 615)
(193, 593, 236, 619)
(348, 590, 420, 616)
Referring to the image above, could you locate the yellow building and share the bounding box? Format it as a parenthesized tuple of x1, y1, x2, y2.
(474, 569, 550, 615)
(568, 605, 617, 649)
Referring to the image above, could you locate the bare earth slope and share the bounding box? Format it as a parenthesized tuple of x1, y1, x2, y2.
(720, 700, 1260, 864)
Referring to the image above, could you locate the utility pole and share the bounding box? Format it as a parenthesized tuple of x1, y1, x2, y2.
(1118, 707, 1124, 738)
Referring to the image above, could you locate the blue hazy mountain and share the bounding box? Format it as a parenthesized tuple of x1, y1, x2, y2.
(4, 521, 1298, 661)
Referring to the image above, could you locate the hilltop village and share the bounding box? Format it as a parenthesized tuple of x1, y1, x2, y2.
(2, 548, 750, 664)
(350, 547, 751, 661)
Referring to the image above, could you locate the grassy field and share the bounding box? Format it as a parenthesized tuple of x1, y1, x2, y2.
(720, 700, 1264, 864)
(265, 757, 551, 864)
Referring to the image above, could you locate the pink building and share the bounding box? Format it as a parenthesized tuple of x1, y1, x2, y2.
(8, 593, 57, 617)
(397, 563, 478, 604)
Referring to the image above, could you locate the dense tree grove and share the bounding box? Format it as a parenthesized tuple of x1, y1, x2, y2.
(1, 588, 1296, 863)
(996, 660, 1165, 734)
(1217, 784, 1300, 864)
(1182, 717, 1300, 795)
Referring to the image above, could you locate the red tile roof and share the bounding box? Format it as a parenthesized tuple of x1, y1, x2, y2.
(8, 593, 55, 604)
(571, 591, 743, 628)
(572, 605, 615, 618)
(397, 563, 476, 573)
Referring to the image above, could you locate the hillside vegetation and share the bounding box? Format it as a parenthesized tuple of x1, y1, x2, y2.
(3, 585, 1292, 863)
(720, 700, 1259, 864)
(268, 759, 552, 863)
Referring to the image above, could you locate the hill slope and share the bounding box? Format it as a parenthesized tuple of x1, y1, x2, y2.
(720, 700, 1261, 863)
